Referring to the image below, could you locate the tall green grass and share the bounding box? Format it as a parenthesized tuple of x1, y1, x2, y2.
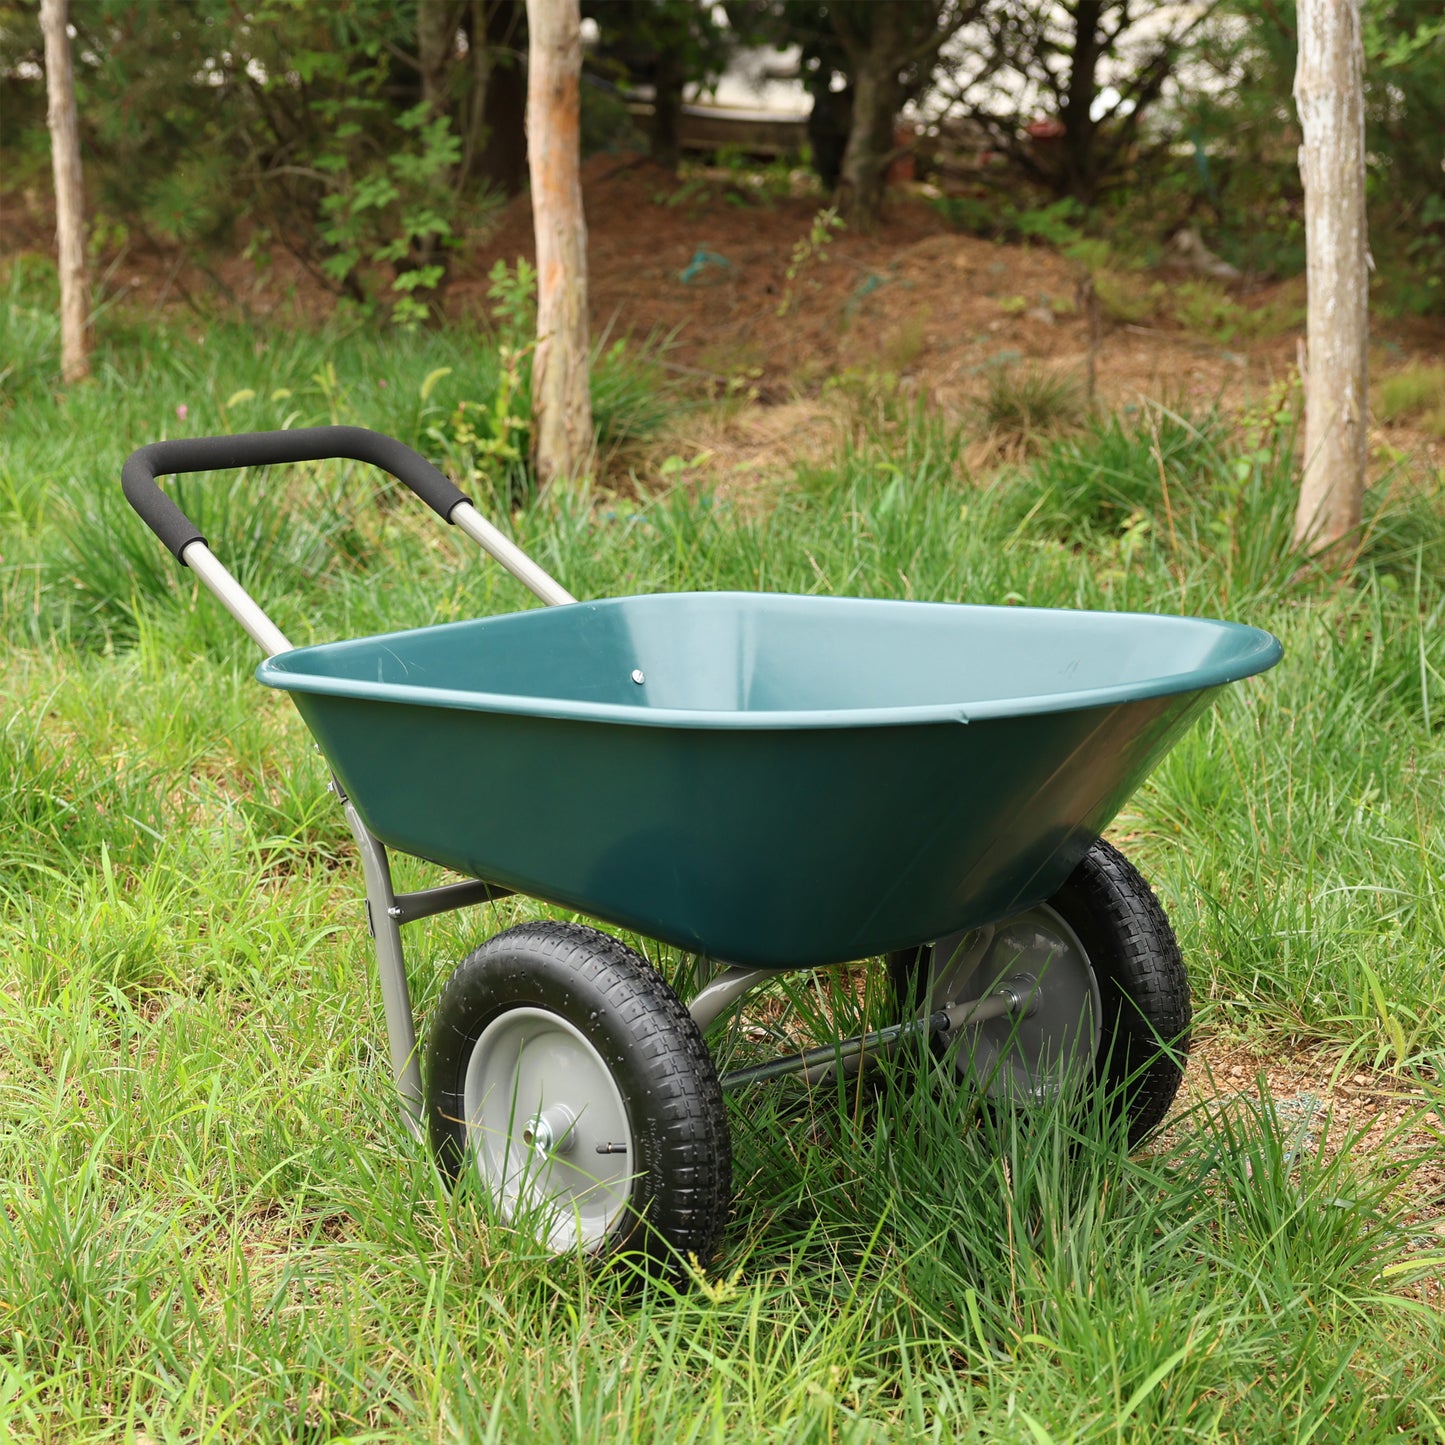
(2, 286, 1444, 1441)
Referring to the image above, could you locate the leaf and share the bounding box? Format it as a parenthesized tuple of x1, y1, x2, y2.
(392, 266, 445, 294)
(320, 251, 360, 283)
(1359, 959, 1408, 1063)
(1018, 1413, 1063, 1445)
(1117, 1340, 1195, 1425)
(1382, 1254, 1445, 1279)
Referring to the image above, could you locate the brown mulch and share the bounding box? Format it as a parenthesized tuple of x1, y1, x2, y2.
(459, 153, 1444, 459)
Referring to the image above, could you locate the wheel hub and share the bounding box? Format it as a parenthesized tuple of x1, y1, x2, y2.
(521, 1104, 578, 1156)
(462, 1007, 635, 1251)
(918, 905, 1103, 1103)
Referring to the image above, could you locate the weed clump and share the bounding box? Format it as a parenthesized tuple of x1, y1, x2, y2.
(975, 366, 1087, 454)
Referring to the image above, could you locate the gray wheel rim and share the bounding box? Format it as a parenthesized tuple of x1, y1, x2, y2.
(918, 905, 1103, 1103)
(462, 1006, 635, 1252)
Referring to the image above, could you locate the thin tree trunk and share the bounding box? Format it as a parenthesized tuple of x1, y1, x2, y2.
(40, 0, 89, 382)
(806, 76, 851, 192)
(650, 46, 685, 173)
(480, 0, 529, 196)
(1293, 0, 1368, 560)
(419, 0, 459, 118)
(458, 0, 495, 186)
(416, 0, 464, 314)
(525, 0, 592, 489)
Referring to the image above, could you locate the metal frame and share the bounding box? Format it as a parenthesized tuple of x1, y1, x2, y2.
(717, 987, 1021, 1092)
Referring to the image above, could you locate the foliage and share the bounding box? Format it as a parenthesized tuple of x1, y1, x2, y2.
(744, 0, 980, 227)
(1170, 0, 1445, 309)
(935, 193, 1087, 248)
(5, 0, 1440, 317)
(775, 205, 843, 316)
(920, 0, 1442, 313)
(1376, 363, 1445, 437)
(428, 260, 538, 501)
(974, 364, 1087, 452)
(0, 0, 501, 322)
(585, 0, 739, 170)
(312, 96, 467, 326)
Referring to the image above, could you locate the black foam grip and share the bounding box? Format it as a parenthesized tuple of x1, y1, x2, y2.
(121, 426, 471, 563)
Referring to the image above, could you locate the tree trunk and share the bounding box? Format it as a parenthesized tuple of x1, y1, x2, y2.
(479, 0, 529, 196)
(1060, 0, 1103, 204)
(1293, 0, 1368, 560)
(525, 0, 592, 489)
(836, 51, 901, 231)
(650, 46, 685, 173)
(40, 0, 89, 383)
(806, 76, 851, 192)
(458, 0, 496, 186)
(416, 0, 465, 314)
(419, 0, 459, 117)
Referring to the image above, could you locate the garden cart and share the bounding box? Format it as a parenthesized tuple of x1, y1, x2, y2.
(122, 426, 1283, 1266)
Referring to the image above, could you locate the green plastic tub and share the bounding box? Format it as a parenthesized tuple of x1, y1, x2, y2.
(258, 592, 1281, 969)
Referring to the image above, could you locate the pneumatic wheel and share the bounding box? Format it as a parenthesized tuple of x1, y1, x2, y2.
(889, 838, 1190, 1146)
(424, 921, 731, 1265)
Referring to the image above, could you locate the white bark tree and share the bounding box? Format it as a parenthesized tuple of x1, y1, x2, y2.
(1293, 0, 1369, 559)
(40, 0, 90, 382)
(525, 0, 592, 488)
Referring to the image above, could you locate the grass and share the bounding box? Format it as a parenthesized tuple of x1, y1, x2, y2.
(2, 283, 1445, 1441)
(1377, 363, 1445, 438)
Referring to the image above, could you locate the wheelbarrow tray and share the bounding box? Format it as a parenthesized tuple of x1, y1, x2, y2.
(258, 591, 1280, 969)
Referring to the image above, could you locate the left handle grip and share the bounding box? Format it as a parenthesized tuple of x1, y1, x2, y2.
(121, 425, 470, 562)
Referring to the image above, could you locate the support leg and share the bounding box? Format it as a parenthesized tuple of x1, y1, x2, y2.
(343, 798, 424, 1139)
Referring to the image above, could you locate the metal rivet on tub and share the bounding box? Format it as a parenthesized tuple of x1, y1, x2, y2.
(631, 669, 645, 684)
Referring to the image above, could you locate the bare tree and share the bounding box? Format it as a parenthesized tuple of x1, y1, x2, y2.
(1293, 0, 1368, 560)
(40, 0, 89, 382)
(525, 0, 592, 488)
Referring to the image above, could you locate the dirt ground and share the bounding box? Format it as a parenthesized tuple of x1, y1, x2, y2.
(1168, 1037, 1445, 1299)
(468, 154, 1282, 402)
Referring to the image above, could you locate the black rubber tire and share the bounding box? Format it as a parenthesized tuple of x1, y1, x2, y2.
(890, 838, 1190, 1146)
(424, 920, 731, 1267)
